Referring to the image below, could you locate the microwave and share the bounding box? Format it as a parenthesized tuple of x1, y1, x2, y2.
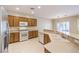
(19, 22, 28, 27)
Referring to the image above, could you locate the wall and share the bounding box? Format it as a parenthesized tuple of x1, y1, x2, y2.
(52, 15, 79, 34)
(37, 18, 52, 31)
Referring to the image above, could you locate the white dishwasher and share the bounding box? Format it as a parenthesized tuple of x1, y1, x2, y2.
(20, 31, 28, 42)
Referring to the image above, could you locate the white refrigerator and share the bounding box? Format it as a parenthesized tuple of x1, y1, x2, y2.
(0, 6, 9, 53)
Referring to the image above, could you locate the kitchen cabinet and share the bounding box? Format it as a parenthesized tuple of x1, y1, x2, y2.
(32, 19, 37, 26)
(14, 16, 20, 27)
(14, 32, 20, 42)
(28, 18, 37, 26)
(8, 15, 37, 27)
(44, 34, 51, 44)
(28, 31, 33, 39)
(9, 32, 19, 43)
(9, 33, 14, 43)
(28, 30, 38, 39)
(8, 15, 14, 27)
(28, 18, 32, 26)
(20, 17, 28, 22)
(8, 15, 20, 27)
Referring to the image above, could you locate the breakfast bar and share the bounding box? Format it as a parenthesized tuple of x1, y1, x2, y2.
(43, 30, 79, 53)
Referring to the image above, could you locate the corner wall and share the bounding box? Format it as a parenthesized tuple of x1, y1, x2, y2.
(52, 15, 79, 34)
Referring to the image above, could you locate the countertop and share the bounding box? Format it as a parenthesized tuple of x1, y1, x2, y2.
(9, 27, 38, 33)
(67, 33, 79, 40)
(43, 31, 79, 53)
(44, 29, 79, 41)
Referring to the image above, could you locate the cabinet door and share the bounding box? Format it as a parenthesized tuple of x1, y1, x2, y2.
(14, 16, 20, 27)
(32, 31, 35, 38)
(28, 31, 33, 39)
(8, 15, 14, 27)
(28, 31, 38, 39)
(14, 32, 19, 42)
(9, 33, 14, 43)
(28, 18, 37, 26)
(35, 31, 38, 37)
(20, 17, 28, 22)
(32, 19, 37, 26)
(28, 18, 32, 26)
(44, 34, 51, 44)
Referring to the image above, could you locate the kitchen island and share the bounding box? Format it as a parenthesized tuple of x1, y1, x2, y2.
(41, 30, 79, 53)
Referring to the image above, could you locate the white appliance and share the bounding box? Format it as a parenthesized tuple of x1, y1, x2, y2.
(19, 22, 28, 27)
(0, 6, 9, 53)
(19, 22, 28, 41)
(20, 31, 28, 41)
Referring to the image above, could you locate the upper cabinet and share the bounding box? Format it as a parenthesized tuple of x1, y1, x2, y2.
(20, 17, 28, 22)
(8, 15, 20, 27)
(28, 18, 37, 26)
(14, 16, 20, 27)
(8, 15, 37, 27)
(8, 15, 14, 27)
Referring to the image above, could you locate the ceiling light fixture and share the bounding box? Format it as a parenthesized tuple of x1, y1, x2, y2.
(16, 8, 20, 10)
(32, 11, 34, 14)
(30, 7, 35, 14)
(38, 6, 41, 9)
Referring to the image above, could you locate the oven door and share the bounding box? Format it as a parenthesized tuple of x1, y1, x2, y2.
(20, 31, 28, 42)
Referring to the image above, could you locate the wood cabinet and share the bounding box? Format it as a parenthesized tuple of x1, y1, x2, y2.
(44, 34, 51, 44)
(9, 32, 19, 43)
(28, 30, 38, 39)
(32, 19, 37, 26)
(28, 31, 33, 39)
(9, 33, 14, 43)
(8, 15, 20, 27)
(14, 16, 20, 27)
(28, 19, 32, 26)
(28, 18, 37, 26)
(8, 15, 14, 27)
(14, 32, 19, 42)
(20, 17, 28, 22)
(8, 15, 37, 27)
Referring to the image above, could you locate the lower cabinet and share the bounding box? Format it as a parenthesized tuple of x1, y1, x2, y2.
(9, 32, 19, 43)
(28, 30, 38, 39)
(14, 32, 19, 42)
(9, 33, 14, 43)
(44, 34, 51, 44)
(9, 31, 38, 43)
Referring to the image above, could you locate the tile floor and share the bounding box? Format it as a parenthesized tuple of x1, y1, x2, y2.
(8, 37, 79, 53)
(8, 38, 44, 53)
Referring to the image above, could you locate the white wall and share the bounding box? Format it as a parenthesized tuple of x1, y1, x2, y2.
(52, 15, 79, 34)
(37, 18, 52, 31)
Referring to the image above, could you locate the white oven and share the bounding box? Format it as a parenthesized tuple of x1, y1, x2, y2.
(19, 22, 28, 42)
(20, 31, 28, 42)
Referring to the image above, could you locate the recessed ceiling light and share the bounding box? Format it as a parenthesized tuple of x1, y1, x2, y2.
(16, 8, 20, 10)
(32, 11, 34, 14)
(38, 6, 41, 9)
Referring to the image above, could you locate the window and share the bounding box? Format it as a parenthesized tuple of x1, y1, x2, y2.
(57, 21, 70, 34)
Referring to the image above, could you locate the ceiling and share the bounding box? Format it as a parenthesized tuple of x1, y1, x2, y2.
(3, 5, 79, 19)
